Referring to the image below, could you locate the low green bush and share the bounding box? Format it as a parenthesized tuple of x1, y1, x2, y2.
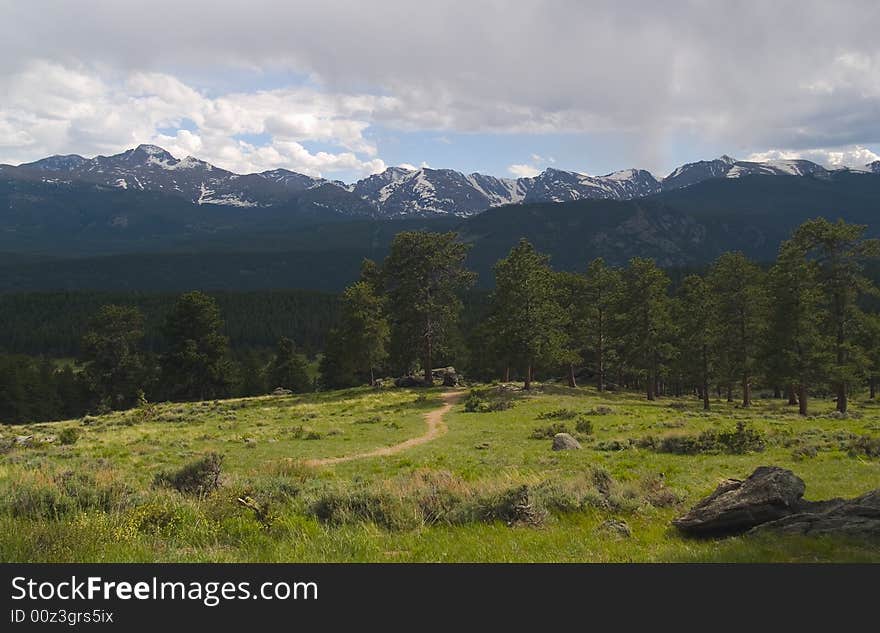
(153, 452, 223, 496)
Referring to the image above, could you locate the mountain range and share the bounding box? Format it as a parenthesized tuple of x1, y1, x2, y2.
(3, 144, 878, 219)
(2, 143, 880, 293)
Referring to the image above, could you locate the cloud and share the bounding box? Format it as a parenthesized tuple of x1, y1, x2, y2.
(0, 61, 391, 177)
(508, 163, 541, 178)
(398, 161, 430, 171)
(746, 145, 880, 168)
(1, 3, 879, 174)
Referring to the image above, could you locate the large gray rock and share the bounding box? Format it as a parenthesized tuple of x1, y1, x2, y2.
(394, 375, 427, 388)
(751, 490, 880, 539)
(673, 466, 806, 535)
(552, 433, 582, 451)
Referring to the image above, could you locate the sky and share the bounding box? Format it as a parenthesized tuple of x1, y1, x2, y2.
(1, 0, 879, 183)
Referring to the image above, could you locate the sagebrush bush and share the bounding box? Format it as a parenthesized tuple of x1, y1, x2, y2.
(848, 435, 880, 458)
(58, 428, 80, 445)
(640, 422, 765, 455)
(529, 422, 570, 439)
(153, 452, 223, 496)
(464, 390, 515, 413)
(536, 408, 578, 420)
(3, 470, 131, 519)
(575, 417, 594, 435)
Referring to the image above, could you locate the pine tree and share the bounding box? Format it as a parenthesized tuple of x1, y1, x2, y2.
(80, 304, 146, 410)
(383, 232, 475, 384)
(616, 258, 674, 401)
(788, 219, 880, 413)
(763, 242, 833, 415)
(579, 258, 622, 392)
(677, 275, 716, 410)
(489, 240, 569, 390)
(268, 337, 310, 393)
(707, 252, 767, 407)
(160, 291, 234, 401)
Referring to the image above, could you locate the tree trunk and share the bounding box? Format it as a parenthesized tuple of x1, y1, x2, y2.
(423, 336, 433, 386)
(597, 342, 605, 392)
(567, 363, 577, 388)
(726, 383, 733, 402)
(773, 386, 781, 399)
(504, 366, 510, 383)
(798, 383, 808, 416)
(787, 384, 798, 406)
(370, 366, 375, 388)
(741, 373, 751, 407)
(836, 383, 847, 414)
(646, 368, 656, 401)
(871, 379, 876, 399)
(524, 364, 532, 390)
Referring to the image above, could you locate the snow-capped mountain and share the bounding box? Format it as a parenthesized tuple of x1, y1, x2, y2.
(521, 167, 661, 203)
(2, 144, 877, 218)
(351, 167, 527, 216)
(11, 144, 329, 208)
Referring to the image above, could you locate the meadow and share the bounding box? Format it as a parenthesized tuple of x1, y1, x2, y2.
(1, 384, 878, 562)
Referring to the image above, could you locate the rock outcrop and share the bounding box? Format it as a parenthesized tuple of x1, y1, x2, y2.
(672, 466, 806, 535)
(673, 466, 880, 539)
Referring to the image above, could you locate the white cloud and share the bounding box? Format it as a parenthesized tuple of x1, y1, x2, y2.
(1, 3, 880, 175)
(746, 145, 880, 168)
(0, 61, 391, 177)
(508, 163, 541, 178)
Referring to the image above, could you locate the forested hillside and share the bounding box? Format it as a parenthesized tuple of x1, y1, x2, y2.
(1, 173, 878, 292)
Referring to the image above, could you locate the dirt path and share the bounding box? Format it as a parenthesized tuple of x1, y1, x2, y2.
(304, 390, 464, 467)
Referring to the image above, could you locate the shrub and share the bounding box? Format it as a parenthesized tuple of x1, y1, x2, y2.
(529, 422, 570, 439)
(4, 470, 131, 519)
(536, 408, 578, 420)
(641, 422, 765, 455)
(463, 390, 484, 413)
(575, 417, 593, 435)
(309, 487, 417, 531)
(719, 422, 766, 453)
(57, 428, 80, 446)
(354, 416, 381, 424)
(464, 390, 514, 413)
(462, 485, 547, 527)
(792, 444, 819, 461)
(587, 405, 614, 415)
(596, 439, 635, 451)
(153, 452, 223, 496)
(848, 435, 880, 458)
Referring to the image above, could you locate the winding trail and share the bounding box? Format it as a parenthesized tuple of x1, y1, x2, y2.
(304, 390, 464, 467)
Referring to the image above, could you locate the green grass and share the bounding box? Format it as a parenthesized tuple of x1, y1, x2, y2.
(1, 384, 878, 562)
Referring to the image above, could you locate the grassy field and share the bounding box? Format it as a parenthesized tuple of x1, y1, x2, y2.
(1, 383, 878, 562)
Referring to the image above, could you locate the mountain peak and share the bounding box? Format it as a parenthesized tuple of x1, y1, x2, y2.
(869, 160, 880, 173)
(134, 143, 171, 156)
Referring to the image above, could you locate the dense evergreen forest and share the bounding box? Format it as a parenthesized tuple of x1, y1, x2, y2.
(2, 216, 879, 425)
(0, 290, 341, 356)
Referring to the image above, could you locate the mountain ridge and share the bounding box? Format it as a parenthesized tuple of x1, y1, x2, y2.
(1, 143, 878, 218)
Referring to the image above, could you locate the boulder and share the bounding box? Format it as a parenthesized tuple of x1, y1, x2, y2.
(672, 466, 806, 536)
(15, 435, 34, 447)
(552, 432, 582, 451)
(394, 375, 426, 388)
(272, 387, 293, 396)
(750, 490, 880, 539)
